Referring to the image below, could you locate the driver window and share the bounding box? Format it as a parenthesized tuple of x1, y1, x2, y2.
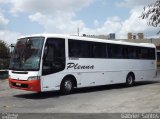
(42, 38, 65, 76)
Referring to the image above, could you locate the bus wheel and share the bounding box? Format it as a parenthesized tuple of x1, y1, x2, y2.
(126, 73, 135, 87)
(60, 78, 74, 95)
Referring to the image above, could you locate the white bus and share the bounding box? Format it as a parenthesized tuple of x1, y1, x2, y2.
(8, 34, 157, 94)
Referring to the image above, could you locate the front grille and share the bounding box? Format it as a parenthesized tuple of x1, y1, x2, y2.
(12, 82, 28, 88)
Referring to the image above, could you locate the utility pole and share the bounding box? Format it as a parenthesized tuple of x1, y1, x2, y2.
(77, 27, 79, 36)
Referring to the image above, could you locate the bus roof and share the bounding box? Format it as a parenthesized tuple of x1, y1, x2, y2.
(19, 33, 156, 48)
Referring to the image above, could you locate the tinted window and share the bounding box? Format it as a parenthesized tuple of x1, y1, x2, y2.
(108, 44, 155, 60)
(157, 52, 160, 60)
(141, 48, 149, 59)
(108, 44, 123, 58)
(148, 48, 155, 60)
(92, 42, 108, 58)
(134, 47, 155, 60)
(127, 46, 137, 59)
(69, 39, 91, 58)
(42, 38, 65, 75)
(69, 39, 155, 60)
(69, 39, 108, 58)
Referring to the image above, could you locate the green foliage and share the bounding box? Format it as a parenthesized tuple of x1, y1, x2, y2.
(141, 0, 160, 33)
(0, 40, 10, 69)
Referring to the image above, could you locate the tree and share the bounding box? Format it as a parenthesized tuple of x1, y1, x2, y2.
(0, 40, 10, 69)
(141, 0, 160, 33)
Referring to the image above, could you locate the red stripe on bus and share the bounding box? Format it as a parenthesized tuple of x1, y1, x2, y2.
(8, 78, 41, 92)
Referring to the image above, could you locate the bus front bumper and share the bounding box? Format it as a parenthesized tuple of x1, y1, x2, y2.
(8, 78, 41, 92)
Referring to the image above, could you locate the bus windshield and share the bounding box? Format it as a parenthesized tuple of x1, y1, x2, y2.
(9, 37, 44, 71)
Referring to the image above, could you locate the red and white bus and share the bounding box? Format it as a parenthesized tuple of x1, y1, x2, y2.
(8, 34, 157, 94)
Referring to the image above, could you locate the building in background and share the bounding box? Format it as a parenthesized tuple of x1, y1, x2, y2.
(107, 33, 115, 40)
(128, 32, 132, 40)
(137, 33, 144, 39)
(83, 34, 108, 39)
(82, 33, 115, 40)
(128, 32, 144, 40)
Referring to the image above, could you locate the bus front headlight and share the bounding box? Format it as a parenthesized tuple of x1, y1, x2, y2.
(28, 76, 40, 81)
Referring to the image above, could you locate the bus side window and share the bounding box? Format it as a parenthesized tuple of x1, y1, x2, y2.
(92, 42, 107, 58)
(69, 39, 91, 58)
(69, 41, 81, 57)
(42, 38, 65, 76)
(46, 45, 55, 63)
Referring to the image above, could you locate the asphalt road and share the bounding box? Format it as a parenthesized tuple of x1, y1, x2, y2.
(0, 72, 160, 114)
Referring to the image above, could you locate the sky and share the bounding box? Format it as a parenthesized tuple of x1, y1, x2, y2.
(0, 0, 159, 45)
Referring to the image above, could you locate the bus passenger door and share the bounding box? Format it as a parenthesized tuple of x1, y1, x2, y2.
(41, 38, 65, 91)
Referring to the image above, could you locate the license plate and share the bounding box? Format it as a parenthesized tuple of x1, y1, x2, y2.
(16, 83, 21, 86)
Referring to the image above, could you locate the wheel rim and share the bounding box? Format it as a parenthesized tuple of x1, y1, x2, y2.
(64, 80, 72, 92)
(128, 75, 133, 85)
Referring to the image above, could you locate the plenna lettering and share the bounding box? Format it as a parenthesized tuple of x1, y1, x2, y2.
(67, 63, 94, 70)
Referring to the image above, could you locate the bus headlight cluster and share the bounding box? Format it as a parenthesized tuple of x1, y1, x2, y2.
(28, 76, 40, 81)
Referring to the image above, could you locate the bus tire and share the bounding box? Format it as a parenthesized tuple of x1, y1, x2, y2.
(126, 73, 135, 87)
(60, 78, 74, 95)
